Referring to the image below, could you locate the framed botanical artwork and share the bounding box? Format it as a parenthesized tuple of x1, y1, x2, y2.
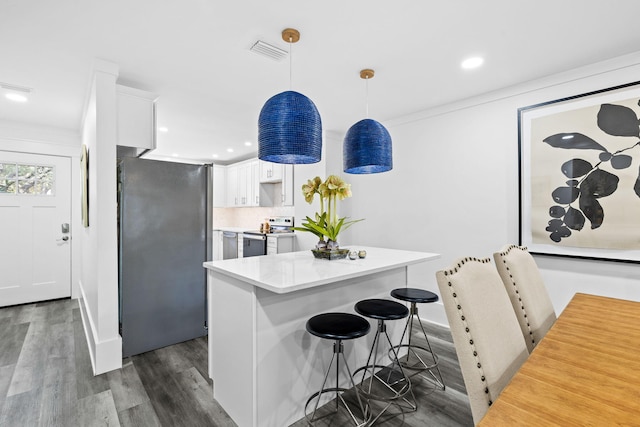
(80, 144, 89, 227)
(519, 81, 640, 263)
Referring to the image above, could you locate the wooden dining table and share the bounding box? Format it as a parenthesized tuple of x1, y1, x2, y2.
(478, 292, 640, 426)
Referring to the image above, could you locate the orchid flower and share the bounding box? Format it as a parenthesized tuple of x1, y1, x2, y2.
(293, 174, 363, 245)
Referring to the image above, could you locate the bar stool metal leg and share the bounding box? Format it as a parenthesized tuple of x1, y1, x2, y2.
(356, 319, 415, 424)
(393, 302, 445, 390)
(305, 339, 371, 426)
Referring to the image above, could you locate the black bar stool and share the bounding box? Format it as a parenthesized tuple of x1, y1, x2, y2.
(305, 312, 372, 426)
(390, 288, 445, 390)
(354, 298, 413, 424)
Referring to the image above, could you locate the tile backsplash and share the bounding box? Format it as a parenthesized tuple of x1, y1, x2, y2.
(212, 206, 296, 229)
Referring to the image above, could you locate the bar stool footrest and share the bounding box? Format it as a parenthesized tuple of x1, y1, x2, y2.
(354, 364, 412, 402)
(305, 387, 371, 427)
(390, 344, 445, 390)
(391, 344, 439, 370)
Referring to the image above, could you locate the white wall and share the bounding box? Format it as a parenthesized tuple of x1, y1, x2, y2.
(78, 61, 122, 374)
(340, 51, 640, 326)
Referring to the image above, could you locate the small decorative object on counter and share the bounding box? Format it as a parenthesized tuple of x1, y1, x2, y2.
(294, 175, 364, 259)
(358, 250, 367, 259)
(349, 250, 358, 260)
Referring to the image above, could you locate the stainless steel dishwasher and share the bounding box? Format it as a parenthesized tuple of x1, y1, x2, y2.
(222, 231, 238, 259)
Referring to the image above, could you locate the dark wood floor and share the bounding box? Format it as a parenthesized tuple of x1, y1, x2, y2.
(0, 298, 472, 426)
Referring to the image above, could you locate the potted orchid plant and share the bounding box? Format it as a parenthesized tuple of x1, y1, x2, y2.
(294, 175, 364, 253)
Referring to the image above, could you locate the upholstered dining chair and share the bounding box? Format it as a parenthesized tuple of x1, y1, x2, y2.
(493, 244, 557, 354)
(436, 257, 528, 424)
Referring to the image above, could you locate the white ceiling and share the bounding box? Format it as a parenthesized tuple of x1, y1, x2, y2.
(2, 0, 640, 164)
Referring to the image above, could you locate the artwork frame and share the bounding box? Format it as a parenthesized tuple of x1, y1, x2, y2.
(80, 144, 89, 227)
(519, 81, 640, 263)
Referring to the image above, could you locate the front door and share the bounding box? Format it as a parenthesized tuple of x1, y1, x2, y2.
(0, 151, 71, 307)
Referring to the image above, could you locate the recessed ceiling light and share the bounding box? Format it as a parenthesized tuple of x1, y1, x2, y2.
(158, 127, 168, 133)
(244, 141, 252, 146)
(461, 56, 484, 70)
(227, 148, 234, 153)
(1, 82, 32, 103)
(171, 153, 178, 157)
(5, 93, 28, 102)
(212, 154, 219, 158)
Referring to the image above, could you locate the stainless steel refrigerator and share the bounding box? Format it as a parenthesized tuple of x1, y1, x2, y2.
(118, 157, 211, 357)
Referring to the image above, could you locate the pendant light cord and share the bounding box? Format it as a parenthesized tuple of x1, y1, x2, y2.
(365, 75, 369, 118)
(289, 36, 293, 91)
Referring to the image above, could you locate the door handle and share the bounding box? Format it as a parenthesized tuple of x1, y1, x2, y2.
(57, 236, 69, 242)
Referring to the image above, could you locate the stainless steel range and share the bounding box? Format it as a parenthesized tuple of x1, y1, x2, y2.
(265, 216, 295, 233)
(242, 216, 294, 257)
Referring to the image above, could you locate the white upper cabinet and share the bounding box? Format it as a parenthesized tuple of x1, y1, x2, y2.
(212, 164, 226, 208)
(116, 85, 158, 150)
(259, 160, 283, 183)
(281, 164, 294, 206)
(226, 164, 239, 207)
(226, 159, 260, 207)
(221, 159, 293, 208)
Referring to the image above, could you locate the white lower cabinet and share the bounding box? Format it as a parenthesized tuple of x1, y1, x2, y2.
(267, 235, 294, 255)
(212, 230, 223, 260)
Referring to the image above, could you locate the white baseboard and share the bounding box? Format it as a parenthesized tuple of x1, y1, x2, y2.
(77, 280, 122, 375)
(416, 300, 449, 329)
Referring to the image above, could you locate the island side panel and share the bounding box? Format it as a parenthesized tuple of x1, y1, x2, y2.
(254, 267, 408, 427)
(208, 270, 257, 427)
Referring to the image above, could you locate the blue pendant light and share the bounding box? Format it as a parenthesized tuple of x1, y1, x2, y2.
(258, 28, 322, 164)
(343, 69, 392, 174)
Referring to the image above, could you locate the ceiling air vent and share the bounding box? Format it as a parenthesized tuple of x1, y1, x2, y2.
(250, 40, 288, 61)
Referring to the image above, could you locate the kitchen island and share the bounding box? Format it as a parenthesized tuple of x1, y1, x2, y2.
(203, 246, 439, 427)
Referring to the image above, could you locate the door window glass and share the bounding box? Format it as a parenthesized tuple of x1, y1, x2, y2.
(0, 162, 54, 195)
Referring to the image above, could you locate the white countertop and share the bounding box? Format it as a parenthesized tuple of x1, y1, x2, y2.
(213, 226, 251, 233)
(213, 227, 295, 237)
(203, 246, 439, 294)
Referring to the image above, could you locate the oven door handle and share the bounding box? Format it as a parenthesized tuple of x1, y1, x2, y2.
(243, 234, 266, 241)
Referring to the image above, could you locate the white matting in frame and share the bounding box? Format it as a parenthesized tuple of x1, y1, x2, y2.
(519, 81, 640, 263)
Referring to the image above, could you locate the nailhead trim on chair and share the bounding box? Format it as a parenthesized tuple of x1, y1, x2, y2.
(498, 245, 536, 348)
(443, 257, 494, 408)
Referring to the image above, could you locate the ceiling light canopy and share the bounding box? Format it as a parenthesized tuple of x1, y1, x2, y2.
(258, 28, 322, 164)
(343, 69, 392, 174)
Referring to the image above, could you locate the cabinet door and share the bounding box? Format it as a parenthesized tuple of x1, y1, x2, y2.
(212, 165, 226, 207)
(226, 165, 239, 206)
(259, 160, 283, 183)
(249, 160, 260, 206)
(282, 164, 294, 206)
(266, 236, 277, 255)
(238, 163, 253, 206)
(116, 85, 157, 150)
